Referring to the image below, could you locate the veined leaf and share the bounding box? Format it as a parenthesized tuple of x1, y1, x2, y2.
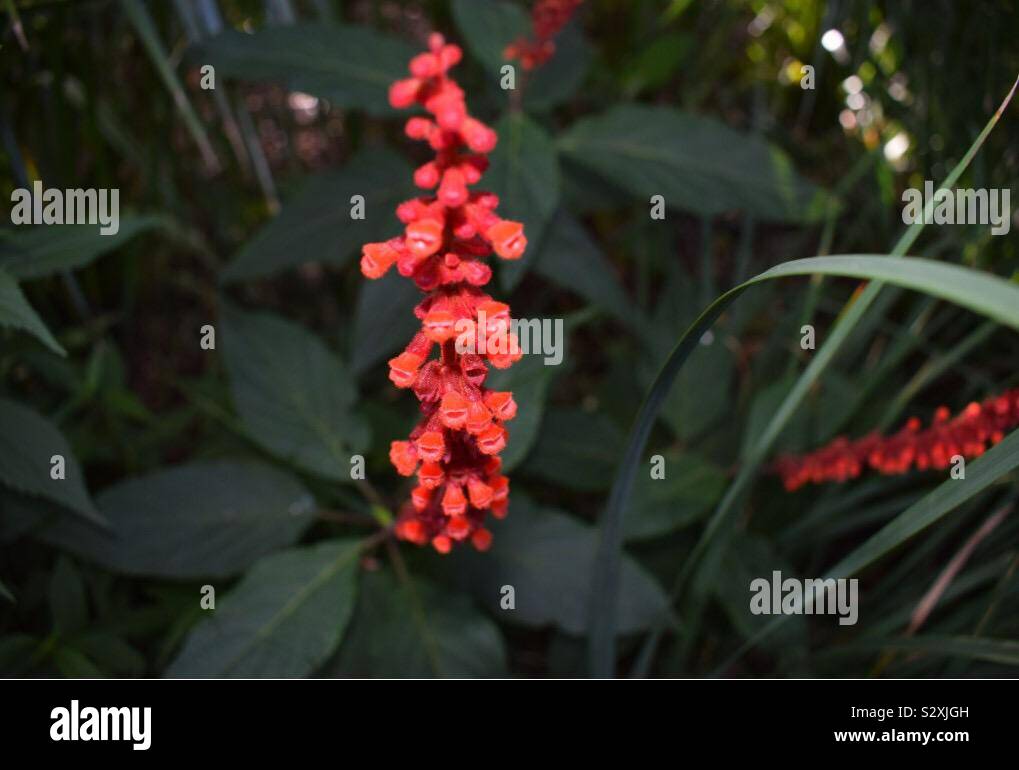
(624, 451, 726, 541)
(451, 0, 529, 80)
(187, 24, 415, 115)
(0, 268, 64, 355)
(222, 306, 370, 482)
(24, 460, 314, 579)
(485, 354, 555, 472)
(558, 105, 832, 223)
(351, 269, 421, 375)
(533, 211, 640, 332)
(0, 216, 163, 280)
(447, 495, 669, 636)
(221, 149, 414, 283)
(332, 570, 507, 677)
(168, 539, 361, 676)
(487, 113, 560, 291)
(0, 398, 102, 524)
(521, 408, 624, 491)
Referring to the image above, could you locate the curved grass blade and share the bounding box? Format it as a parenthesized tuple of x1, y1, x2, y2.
(588, 252, 1019, 674)
(592, 75, 1019, 677)
(120, 0, 220, 172)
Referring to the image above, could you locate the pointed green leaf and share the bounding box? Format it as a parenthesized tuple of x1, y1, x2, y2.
(559, 105, 831, 222)
(222, 306, 370, 481)
(332, 570, 507, 677)
(168, 539, 361, 676)
(221, 149, 414, 283)
(0, 268, 64, 355)
(28, 460, 314, 578)
(0, 398, 101, 524)
(187, 24, 416, 115)
(0, 216, 163, 280)
(487, 113, 560, 290)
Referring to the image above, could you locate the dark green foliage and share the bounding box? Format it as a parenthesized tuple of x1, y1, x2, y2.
(1, 0, 1017, 678)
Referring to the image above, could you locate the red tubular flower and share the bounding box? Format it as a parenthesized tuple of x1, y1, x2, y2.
(504, 0, 584, 70)
(361, 34, 526, 553)
(773, 387, 1019, 491)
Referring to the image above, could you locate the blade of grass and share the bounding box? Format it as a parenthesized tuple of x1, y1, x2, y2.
(597, 75, 1018, 677)
(120, 0, 221, 173)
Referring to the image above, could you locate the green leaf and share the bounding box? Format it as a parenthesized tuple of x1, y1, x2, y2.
(740, 375, 812, 459)
(0, 216, 163, 280)
(448, 495, 669, 635)
(558, 105, 831, 223)
(221, 149, 414, 283)
(28, 460, 314, 579)
(486, 354, 555, 472)
(0, 398, 101, 524)
(187, 24, 416, 115)
(714, 534, 807, 653)
(222, 306, 370, 481)
(758, 256, 1019, 332)
(121, 0, 219, 169)
(591, 252, 1019, 673)
(533, 211, 640, 331)
(53, 646, 104, 677)
(624, 451, 726, 541)
(351, 270, 421, 376)
(0, 268, 64, 355)
(486, 113, 560, 290)
(49, 555, 88, 635)
(621, 31, 691, 96)
(332, 570, 507, 677)
(655, 333, 734, 441)
(524, 25, 594, 112)
(451, 0, 529, 80)
(167, 539, 361, 676)
(521, 408, 624, 491)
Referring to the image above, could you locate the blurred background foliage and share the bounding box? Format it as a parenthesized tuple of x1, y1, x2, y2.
(1, 0, 1018, 677)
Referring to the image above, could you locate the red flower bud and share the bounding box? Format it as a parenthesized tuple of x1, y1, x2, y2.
(416, 430, 446, 463)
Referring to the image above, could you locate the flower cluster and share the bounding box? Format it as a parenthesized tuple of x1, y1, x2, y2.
(362, 34, 527, 553)
(774, 388, 1019, 491)
(504, 0, 584, 70)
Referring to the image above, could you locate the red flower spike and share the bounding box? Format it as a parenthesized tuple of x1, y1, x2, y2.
(505, 0, 584, 71)
(774, 387, 1019, 490)
(362, 37, 526, 552)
